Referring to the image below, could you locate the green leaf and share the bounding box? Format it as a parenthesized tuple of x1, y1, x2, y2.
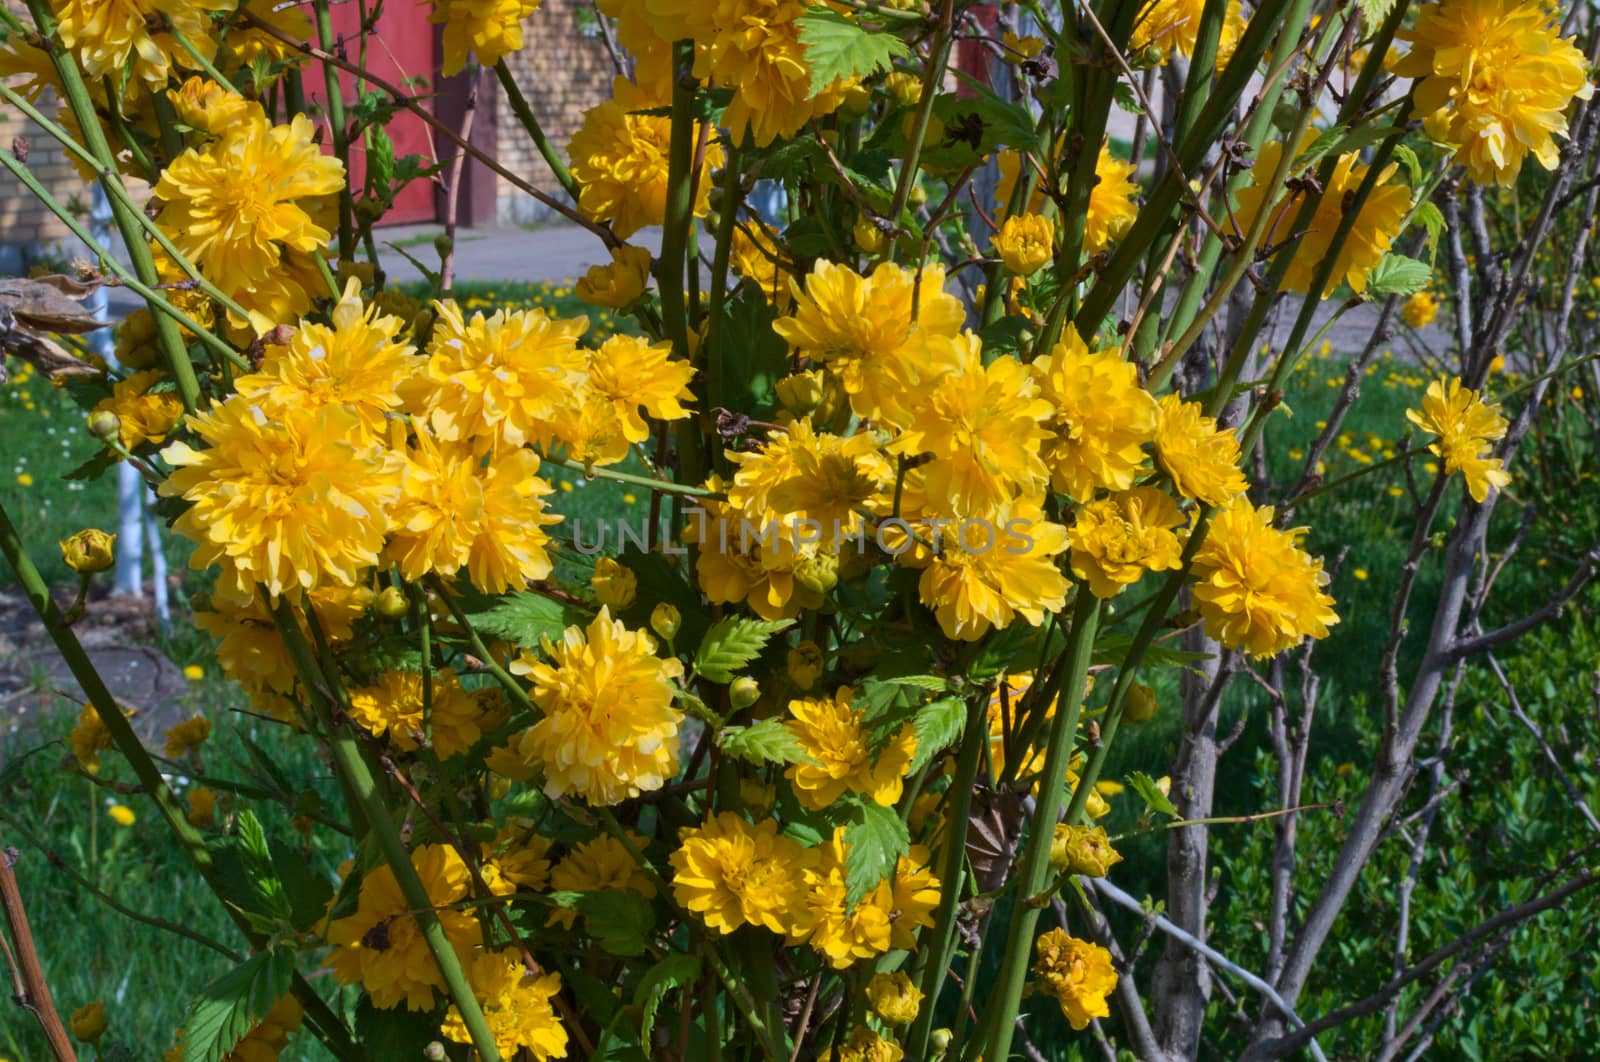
(270, 845, 333, 933)
(1393, 142, 1424, 187)
(633, 954, 701, 1045)
(1359, 0, 1399, 26)
(1127, 770, 1178, 818)
(579, 890, 656, 957)
(1413, 201, 1446, 269)
(908, 698, 967, 773)
(840, 799, 910, 906)
(716, 290, 793, 418)
(353, 997, 445, 1059)
(694, 616, 793, 683)
(64, 449, 116, 482)
(467, 591, 588, 645)
(182, 949, 295, 1062)
(234, 810, 291, 921)
(1364, 253, 1432, 297)
(797, 9, 910, 96)
(857, 674, 947, 750)
(976, 314, 1034, 359)
(718, 719, 808, 766)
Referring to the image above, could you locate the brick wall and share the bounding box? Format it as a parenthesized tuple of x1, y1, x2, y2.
(0, 89, 82, 274)
(496, 0, 615, 226)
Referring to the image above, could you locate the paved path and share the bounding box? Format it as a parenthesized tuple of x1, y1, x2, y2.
(375, 223, 661, 287)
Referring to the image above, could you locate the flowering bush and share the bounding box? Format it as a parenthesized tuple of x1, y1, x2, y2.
(2, 0, 1597, 1059)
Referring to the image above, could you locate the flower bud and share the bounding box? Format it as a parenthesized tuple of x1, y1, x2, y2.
(374, 585, 409, 619)
(69, 1001, 106, 1042)
(59, 529, 115, 575)
(591, 557, 638, 609)
(729, 676, 761, 710)
(852, 217, 886, 255)
(930, 1028, 953, 1053)
(792, 551, 839, 593)
(423, 1042, 448, 1062)
(787, 641, 824, 690)
(86, 409, 121, 441)
(738, 777, 774, 814)
(775, 370, 826, 416)
(1049, 823, 1123, 877)
(1124, 681, 1158, 723)
(885, 72, 922, 107)
(650, 603, 681, 641)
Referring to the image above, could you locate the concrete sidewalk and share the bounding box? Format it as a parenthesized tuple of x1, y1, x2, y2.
(375, 222, 661, 287)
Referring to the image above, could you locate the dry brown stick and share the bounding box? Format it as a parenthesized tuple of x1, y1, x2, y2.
(0, 848, 77, 1061)
(440, 78, 478, 293)
(238, 11, 618, 249)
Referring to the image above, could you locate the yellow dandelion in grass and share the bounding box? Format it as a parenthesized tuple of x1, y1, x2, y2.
(1033, 928, 1117, 1031)
(670, 813, 814, 935)
(1392, 0, 1593, 186)
(431, 0, 542, 76)
(1406, 376, 1512, 502)
(1232, 134, 1411, 297)
(506, 608, 684, 805)
(1191, 499, 1339, 658)
(773, 261, 965, 431)
(15, 474, 33, 487)
(1154, 393, 1249, 505)
(441, 951, 568, 1061)
(182, 664, 204, 681)
(327, 844, 481, 1011)
(107, 804, 135, 827)
(236, 279, 421, 440)
(160, 398, 401, 600)
(784, 686, 917, 810)
(1032, 327, 1157, 501)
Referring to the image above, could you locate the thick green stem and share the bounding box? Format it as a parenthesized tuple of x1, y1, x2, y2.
(494, 60, 580, 201)
(661, 39, 705, 487)
(269, 599, 503, 1061)
(311, 0, 356, 261)
(25, 0, 201, 412)
(975, 591, 1100, 1062)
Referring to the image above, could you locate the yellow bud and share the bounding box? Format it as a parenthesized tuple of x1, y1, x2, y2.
(59, 529, 115, 575)
(792, 551, 839, 593)
(591, 557, 638, 609)
(852, 217, 887, 255)
(787, 641, 825, 690)
(866, 971, 924, 1024)
(650, 603, 682, 641)
(931, 1028, 953, 1052)
(775, 370, 826, 416)
(991, 212, 1056, 276)
(729, 676, 761, 710)
(374, 585, 409, 619)
(1049, 823, 1124, 877)
(69, 1001, 107, 1042)
(86, 409, 121, 440)
(885, 72, 922, 108)
(1123, 681, 1158, 723)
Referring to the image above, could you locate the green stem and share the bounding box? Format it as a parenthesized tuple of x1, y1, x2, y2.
(25, 0, 201, 412)
(661, 39, 705, 487)
(494, 60, 580, 201)
(976, 591, 1100, 1062)
(311, 0, 355, 262)
(885, 0, 955, 256)
(165, 23, 241, 93)
(426, 576, 540, 716)
(269, 599, 502, 1061)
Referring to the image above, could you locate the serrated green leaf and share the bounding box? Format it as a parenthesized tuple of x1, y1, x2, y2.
(908, 697, 967, 772)
(270, 845, 333, 933)
(797, 9, 910, 95)
(234, 810, 290, 921)
(1413, 201, 1446, 269)
(694, 616, 793, 683)
(467, 591, 589, 645)
(634, 954, 701, 1044)
(841, 799, 910, 906)
(1359, 0, 1398, 25)
(182, 949, 294, 1062)
(1393, 142, 1424, 187)
(1364, 253, 1432, 297)
(579, 890, 655, 956)
(1128, 770, 1178, 818)
(353, 997, 446, 1058)
(858, 675, 947, 750)
(718, 719, 808, 766)
(64, 448, 116, 482)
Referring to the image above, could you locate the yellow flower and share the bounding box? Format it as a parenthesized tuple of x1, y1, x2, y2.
(546, 833, 658, 929)
(507, 608, 685, 804)
(891, 336, 1053, 517)
(731, 419, 892, 541)
(996, 145, 1138, 255)
(15, 474, 32, 487)
(1068, 487, 1186, 598)
(153, 115, 345, 333)
(107, 804, 135, 827)
(54, 0, 231, 92)
(993, 212, 1055, 275)
(1405, 376, 1512, 502)
(1191, 499, 1339, 658)
(866, 971, 923, 1024)
(326, 844, 482, 1011)
(1232, 136, 1412, 296)
(590, 557, 637, 608)
(236, 280, 420, 440)
(160, 398, 401, 600)
(785, 686, 917, 809)
(165, 994, 302, 1062)
(1033, 928, 1117, 1030)
(1032, 328, 1157, 500)
(93, 370, 184, 452)
(482, 820, 553, 892)
(69, 703, 116, 773)
(183, 664, 205, 681)
(789, 828, 893, 966)
(412, 300, 587, 452)
(909, 497, 1071, 641)
(575, 244, 652, 308)
(442, 951, 568, 1060)
(787, 641, 825, 689)
(580, 334, 696, 445)
(1402, 290, 1440, 329)
(60, 529, 116, 575)
(431, 0, 542, 76)
(163, 715, 211, 757)
(888, 845, 941, 948)
(1049, 823, 1123, 877)
(69, 1001, 107, 1042)
(1154, 393, 1249, 505)
(569, 76, 722, 238)
(167, 76, 260, 136)
(669, 813, 813, 935)
(774, 260, 966, 430)
(466, 449, 558, 596)
(226, 0, 313, 63)
(186, 786, 217, 827)
(1132, 0, 1246, 66)
(1392, 0, 1594, 185)
(729, 223, 794, 307)
(822, 1027, 905, 1062)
